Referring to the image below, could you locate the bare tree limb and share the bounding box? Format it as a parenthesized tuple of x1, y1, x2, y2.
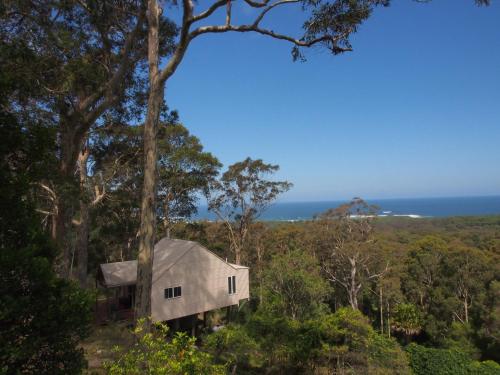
(190, 23, 351, 53)
(243, 0, 270, 8)
(252, 0, 300, 27)
(191, 0, 227, 23)
(36, 208, 53, 216)
(158, 0, 194, 83)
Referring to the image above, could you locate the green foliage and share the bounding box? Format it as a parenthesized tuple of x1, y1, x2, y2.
(90, 120, 220, 265)
(400, 232, 499, 354)
(443, 322, 480, 359)
(0, 248, 93, 374)
(313, 308, 411, 374)
(238, 307, 411, 374)
(367, 331, 412, 375)
(205, 249, 405, 374)
(207, 157, 292, 263)
(479, 280, 500, 361)
(246, 312, 312, 372)
(406, 343, 500, 375)
(208, 158, 292, 222)
(468, 360, 500, 375)
(209, 263, 410, 374)
(407, 344, 471, 375)
(204, 324, 263, 372)
(261, 250, 330, 320)
(0, 90, 92, 374)
(392, 303, 422, 340)
(105, 320, 225, 375)
(315, 198, 384, 310)
(156, 122, 221, 225)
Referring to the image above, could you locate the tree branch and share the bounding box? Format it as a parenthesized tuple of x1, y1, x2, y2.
(79, 8, 146, 122)
(92, 185, 106, 206)
(159, 0, 194, 83)
(191, 0, 227, 23)
(189, 23, 351, 52)
(243, 0, 270, 8)
(252, 0, 300, 27)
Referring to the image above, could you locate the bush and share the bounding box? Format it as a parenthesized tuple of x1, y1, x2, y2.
(0, 125, 93, 374)
(105, 320, 225, 374)
(225, 307, 411, 374)
(204, 324, 262, 373)
(406, 343, 500, 375)
(0, 234, 93, 374)
(315, 308, 411, 375)
(468, 360, 500, 375)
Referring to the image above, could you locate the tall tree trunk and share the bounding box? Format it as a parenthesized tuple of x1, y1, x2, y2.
(234, 246, 241, 265)
(53, 193, 73, 278)
(163, 201, 171, 238)
(348, 257, 359, 310)
(379, 286, 384, 333)
(53, 121, 86, 278)
(76, 201, 89, 287)
(76, 147, 90, 288)
(464, 290, 469, 323)
(134, 0, 162, 329)
(387, 301, 391, 338)
(257, 244, 263, 304)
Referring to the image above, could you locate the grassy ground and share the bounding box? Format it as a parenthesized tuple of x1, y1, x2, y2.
(82, 322, 134, 374)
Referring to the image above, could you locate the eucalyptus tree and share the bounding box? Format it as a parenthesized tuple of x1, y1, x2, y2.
(1, 0, 177, 278)
(207, 158, 291, 265)
(88, 118, 220, 266)
(157, 123, 221, 238)
(316, 198, 388, 310)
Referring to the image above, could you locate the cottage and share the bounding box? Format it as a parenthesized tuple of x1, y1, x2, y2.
(98, 238, 250, 323)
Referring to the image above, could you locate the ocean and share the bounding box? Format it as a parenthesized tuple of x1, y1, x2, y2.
(194, 196, 500, 221)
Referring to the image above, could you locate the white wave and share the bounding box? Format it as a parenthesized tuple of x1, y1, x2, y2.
(393, 214, 425, 219)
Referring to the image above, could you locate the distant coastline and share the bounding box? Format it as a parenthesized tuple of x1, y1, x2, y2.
(194, 196, 500, 221)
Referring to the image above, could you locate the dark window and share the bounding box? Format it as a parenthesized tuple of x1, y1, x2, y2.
(174, 286, 181, 297)
(228, 276, 236, 294)
(164, 288, 173, 299)
(165, 286, 181, 299)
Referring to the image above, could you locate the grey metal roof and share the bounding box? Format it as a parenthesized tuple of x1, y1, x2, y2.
(99, 238, 236, 287)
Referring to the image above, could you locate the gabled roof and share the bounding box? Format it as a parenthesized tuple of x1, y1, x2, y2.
(153, 237, 196, 269)
(99, 238, 245, 288)
(100, 260, 137, 287)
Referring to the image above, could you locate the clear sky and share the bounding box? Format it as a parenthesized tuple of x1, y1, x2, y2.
(165, 0, 500, 202)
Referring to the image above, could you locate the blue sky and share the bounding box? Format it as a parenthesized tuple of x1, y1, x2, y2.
(165, 0, 500, 202)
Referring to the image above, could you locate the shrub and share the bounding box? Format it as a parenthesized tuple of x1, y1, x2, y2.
(0, 140, 93, 374)
(406, 343, 500, 375)
(105, 320, 225, 374)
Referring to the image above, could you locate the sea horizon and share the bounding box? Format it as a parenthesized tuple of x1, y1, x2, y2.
(194, 195, 500, 221)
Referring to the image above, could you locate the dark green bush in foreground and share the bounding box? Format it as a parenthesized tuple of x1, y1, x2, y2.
(0, 240, 93, 374)
(406, 343, 500, 375)
(0, 115, 93, 374)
